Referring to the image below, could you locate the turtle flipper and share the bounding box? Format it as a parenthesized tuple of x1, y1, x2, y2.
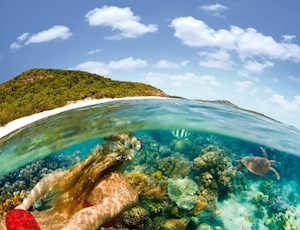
(269, 160, 276, 165)
(260, 147, 268, 159)
(270, 167, 280, 180)
(236, 163, 246, 171)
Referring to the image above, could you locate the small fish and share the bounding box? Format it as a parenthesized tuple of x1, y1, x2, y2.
(171, 129, 191, 139)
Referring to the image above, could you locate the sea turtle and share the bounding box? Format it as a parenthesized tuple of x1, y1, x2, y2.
(236, 147, 280, 180)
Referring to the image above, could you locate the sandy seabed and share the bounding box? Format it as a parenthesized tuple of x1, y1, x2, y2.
(0, 96, 168, 139)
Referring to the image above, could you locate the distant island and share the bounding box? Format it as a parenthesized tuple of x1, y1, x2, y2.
(197, 99, 278, 122)
(0, 69, 168, 126)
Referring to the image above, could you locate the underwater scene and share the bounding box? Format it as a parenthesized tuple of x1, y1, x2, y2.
(0, 99, 300, 230)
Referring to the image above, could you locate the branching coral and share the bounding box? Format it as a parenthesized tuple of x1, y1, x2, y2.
(148, 201, 169, 214)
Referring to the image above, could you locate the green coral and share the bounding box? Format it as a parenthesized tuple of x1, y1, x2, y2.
(148, 201, 169, 214)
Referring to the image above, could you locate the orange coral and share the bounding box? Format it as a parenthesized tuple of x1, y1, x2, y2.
(0, 191, 27, 218)
(192, 196, 208, 215)
(163, 218, 186, 230)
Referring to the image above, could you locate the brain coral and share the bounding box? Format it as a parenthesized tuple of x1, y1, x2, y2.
(167, 177, 198, 210)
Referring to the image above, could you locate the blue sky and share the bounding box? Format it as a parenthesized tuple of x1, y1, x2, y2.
(1, 0, 300, 128)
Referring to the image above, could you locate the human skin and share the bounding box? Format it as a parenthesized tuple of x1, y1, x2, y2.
(0, 133, 141, 229)
(0, 171, 138, 230)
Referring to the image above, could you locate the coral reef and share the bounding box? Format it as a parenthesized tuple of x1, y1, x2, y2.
(270, 196, 288, 213)
(157, 154, 192, 178)
(256, 180, 290, 214)
(251, 180, 300, 230)
(148, 201, 169, 215)
(152, 170, 163, 181)
(2, 131, 300, 230)
(192, 196, 208, 216)
(0, 190, 28, 218)
(167, 177, 198, 210)
(116, 206, 149, 230)
(125, 169, 168, 201)
(171, 139, 192, 154)
(159, 145, 172, 157)
(193, 145, 247, 197)
(163, 218, 186, 230)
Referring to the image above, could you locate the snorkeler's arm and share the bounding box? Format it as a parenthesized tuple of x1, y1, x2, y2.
(0, 219, 6, 229)
(61, 196, 138, 230)
(15, 171, 66, 210)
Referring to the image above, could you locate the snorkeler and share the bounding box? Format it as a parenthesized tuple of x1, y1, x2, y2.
(0, 133, 143, 230)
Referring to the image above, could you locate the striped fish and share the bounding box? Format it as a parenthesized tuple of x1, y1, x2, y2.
(171, 129, 191, 139)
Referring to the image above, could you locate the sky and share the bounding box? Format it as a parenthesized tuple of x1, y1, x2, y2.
(1, 0, 300, 129)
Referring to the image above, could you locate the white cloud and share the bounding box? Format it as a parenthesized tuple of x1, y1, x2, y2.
(170, 17, 300, 62)
(271, 94, 300, 111)
(249, 87, 259, 95)
(145, 72, 220, 88)
(73, 61, 111, 76)
(156, 60, 189, 68)
(10, 32, 30, 49)
(263, 87, 273, 95)
(288, 75, 300, 84)
(198, 50, 233, 69)
(26, 26, 72, 44)
(87, 49, 102, 55)
(234, 80, 254, 92)
(85, 6, 157, 40)
(108, 57, 147, 70)
(17, 32, 30, 42)
(200, 3, 228, 17)
(237, 69, 261, 81)
(72, 57, 147, 75)
(10, 42, 22, 49)
(242, 60, 274, 74)
(10, 26, 72, 49)
(282, 34, 296, 43)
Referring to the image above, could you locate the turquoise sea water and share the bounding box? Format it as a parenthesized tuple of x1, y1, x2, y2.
(1, 98, 300, 229)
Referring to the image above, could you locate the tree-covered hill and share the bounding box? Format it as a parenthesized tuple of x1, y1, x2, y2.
(0, 68, 168, 126)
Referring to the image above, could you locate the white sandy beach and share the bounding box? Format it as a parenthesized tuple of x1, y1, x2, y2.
(0, 96, 168, 139)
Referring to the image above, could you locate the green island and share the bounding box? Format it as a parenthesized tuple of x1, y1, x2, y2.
(0, 68, 168, 126)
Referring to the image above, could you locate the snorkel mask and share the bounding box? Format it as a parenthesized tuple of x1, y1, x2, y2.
(135, 139, 143, 152)
(103, 133, 143, 162)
